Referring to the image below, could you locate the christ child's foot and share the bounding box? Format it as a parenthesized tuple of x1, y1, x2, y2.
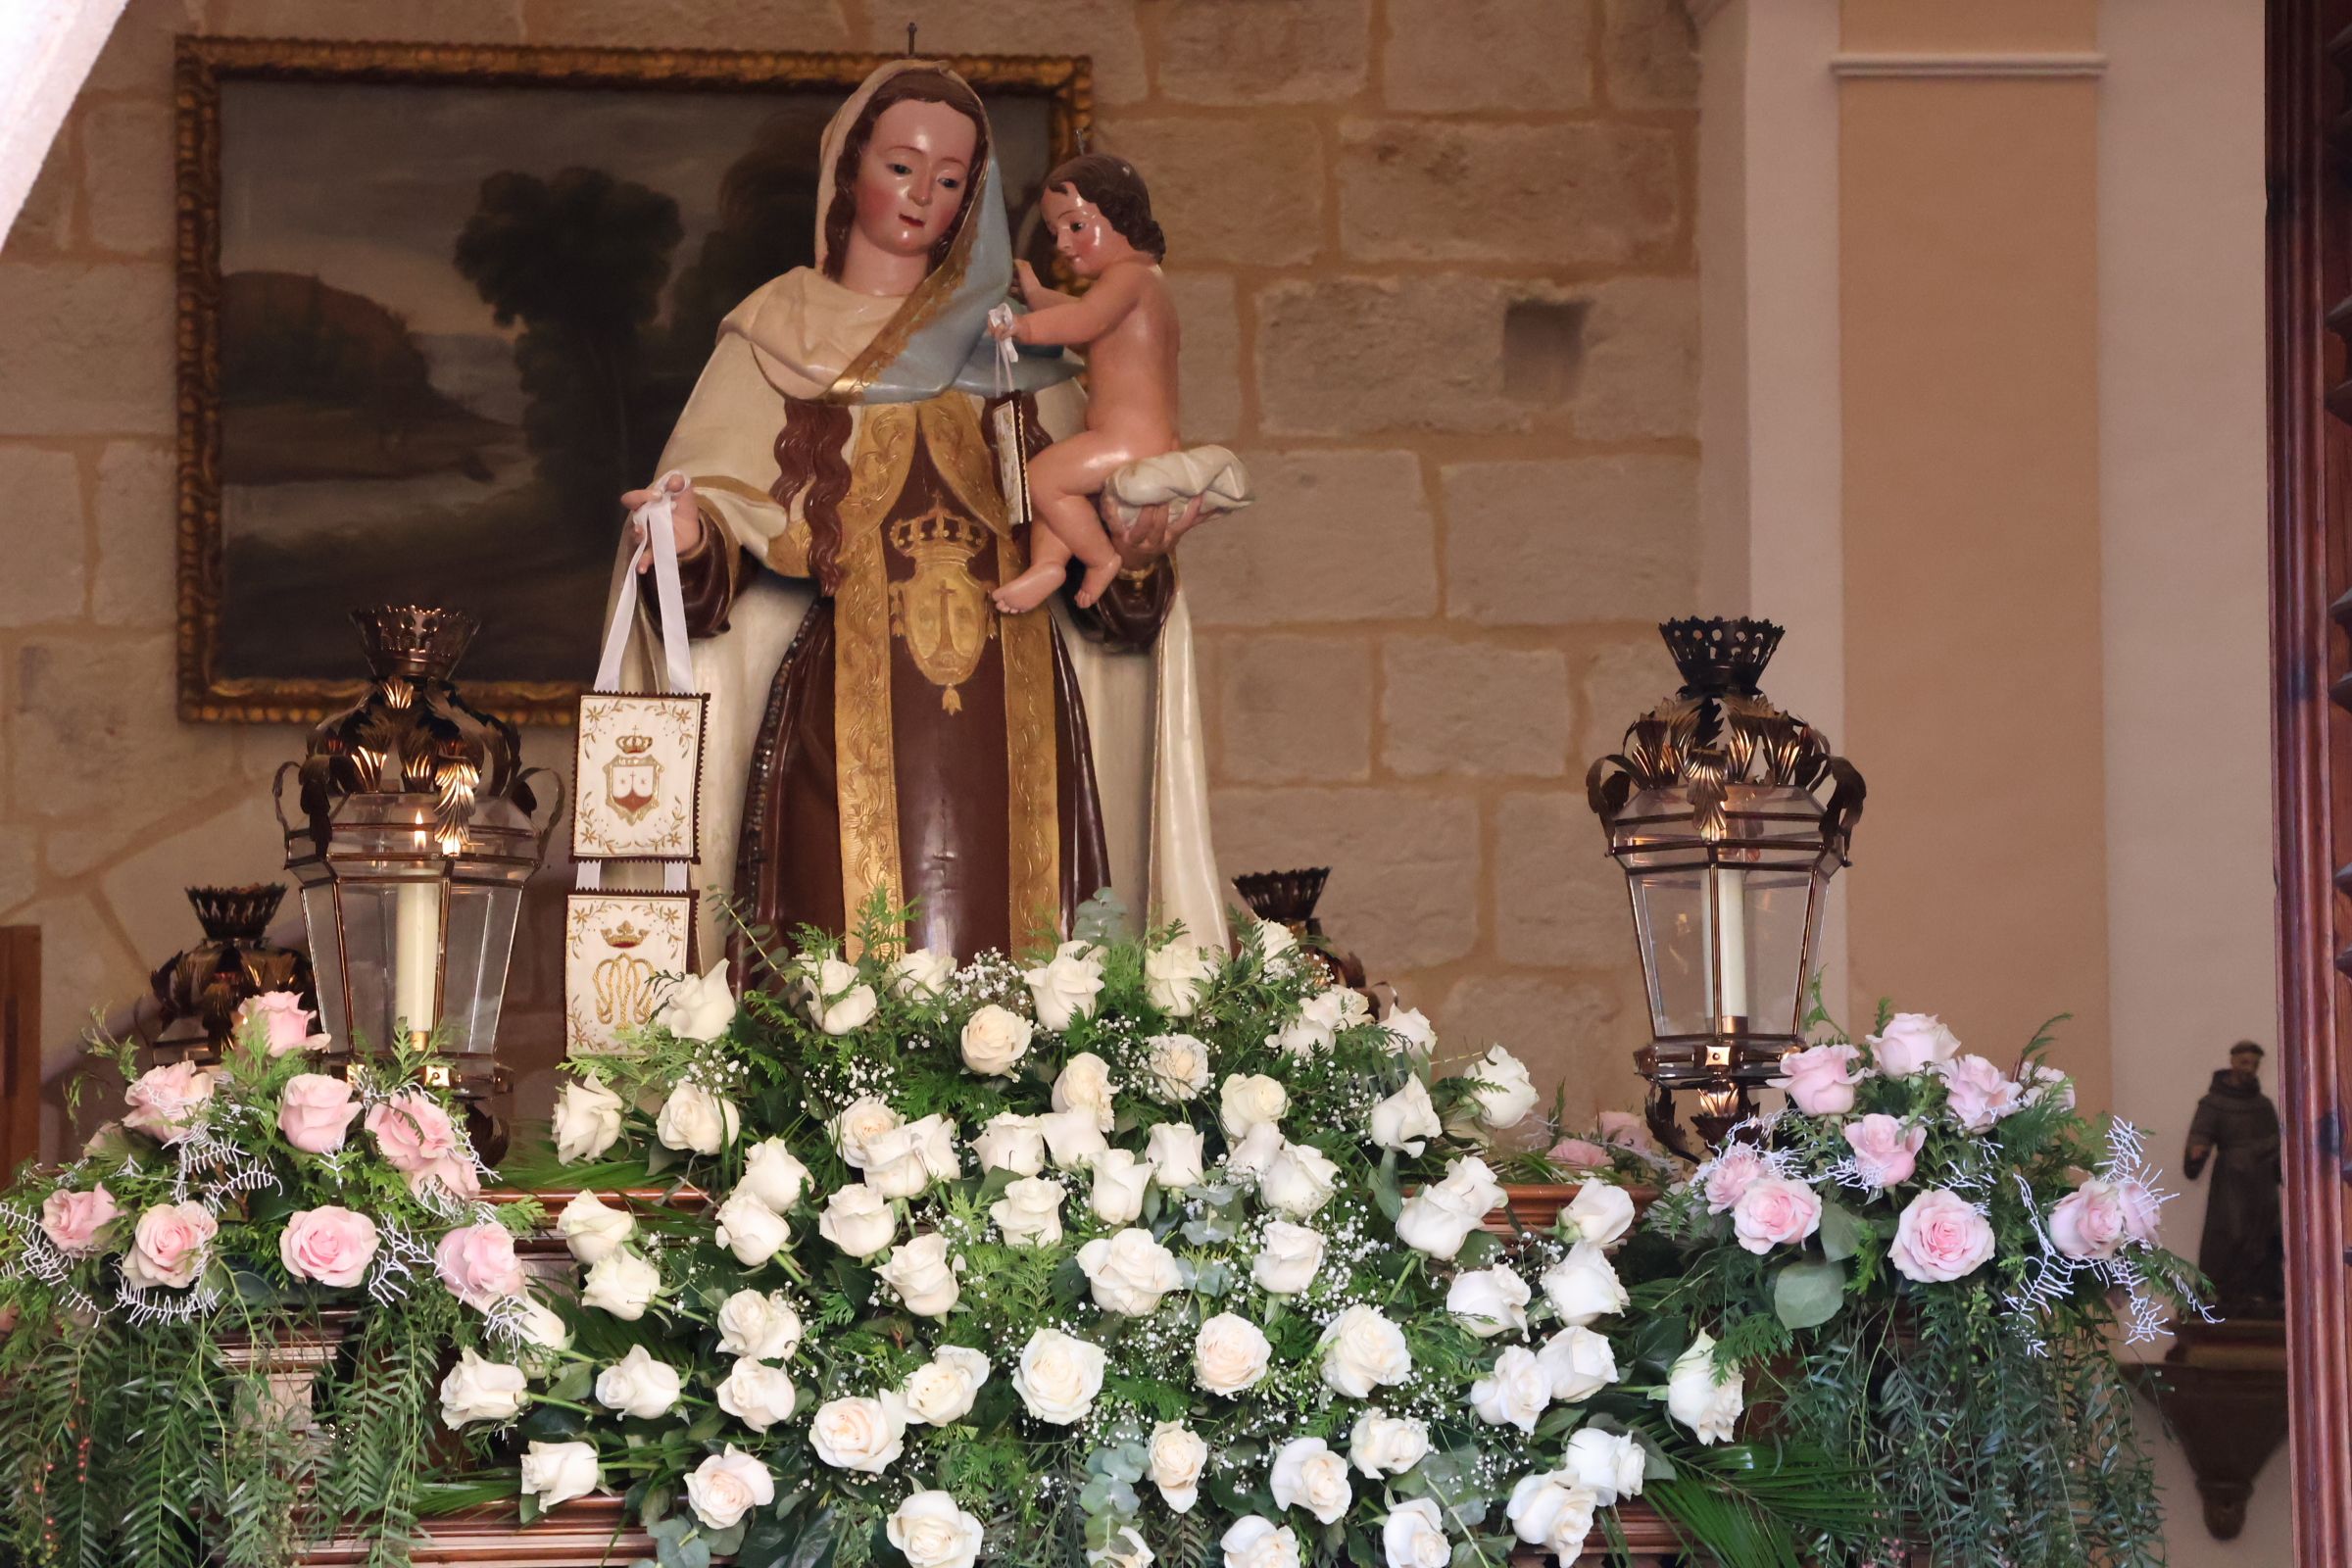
(992, 564, 1064, 614)
(1073, 557, 1121, 610)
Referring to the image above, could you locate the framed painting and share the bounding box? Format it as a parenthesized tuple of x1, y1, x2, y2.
(173, 38, 1091, 723)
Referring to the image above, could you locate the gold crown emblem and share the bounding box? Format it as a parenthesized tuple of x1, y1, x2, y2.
(889, 504, 991, 568)
(602, 919, 646, 949)
(615, 733, 654, 755)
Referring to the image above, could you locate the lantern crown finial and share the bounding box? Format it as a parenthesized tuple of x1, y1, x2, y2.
(1660, 616, 1784, 698)
(353, 606, 478, 682)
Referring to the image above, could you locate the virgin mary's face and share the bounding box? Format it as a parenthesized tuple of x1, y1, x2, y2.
(852, 98, 979, 261)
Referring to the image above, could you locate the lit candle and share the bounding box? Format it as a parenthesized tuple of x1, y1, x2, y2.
(394, 878, 440, 1047)
(1714, 864, 1749, 1027)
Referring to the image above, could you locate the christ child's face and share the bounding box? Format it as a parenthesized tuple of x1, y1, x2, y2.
(852, 98, 978, 261)
(1042, 183, 1138, 278)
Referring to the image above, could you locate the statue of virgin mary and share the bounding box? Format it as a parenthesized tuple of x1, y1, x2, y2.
(610, 59, 1225, 964)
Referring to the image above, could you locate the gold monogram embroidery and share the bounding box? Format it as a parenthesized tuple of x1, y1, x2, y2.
(887, 503, 998, 713)
(997, 530, 1059, 942)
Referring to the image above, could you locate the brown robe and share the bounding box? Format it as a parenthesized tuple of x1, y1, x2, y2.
(675, 390, 1173, 961)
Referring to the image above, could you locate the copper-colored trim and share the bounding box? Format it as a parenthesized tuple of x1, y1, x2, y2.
(173, 38, 1093, 726)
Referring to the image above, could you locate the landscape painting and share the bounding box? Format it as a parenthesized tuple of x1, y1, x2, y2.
(175, 41, 1082, 722)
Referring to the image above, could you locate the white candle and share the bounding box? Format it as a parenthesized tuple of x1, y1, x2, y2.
(1714, 864, 1749, 1026)
(394, 880, 440, 1046)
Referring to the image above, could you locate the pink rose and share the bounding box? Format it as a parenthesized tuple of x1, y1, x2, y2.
(39, 1187, 120, 1255)
(1548, 1138, 1611, 1169)
(1842, 1114, 1926, 1189)
(235, 992, 324, 1056)
(406, 1153, 482, 1202)
(1731, 1176, 1823, 1254)
(2016, 1062, 2074, 1111)
(1936, 1054, 2023, 1134)
(435, 1221, 524, 1309)
(122, 1201, 219, 1291)
(2049, 1178, 2129, 1260)
(367, 1092, 461, 1173)
(122, 1062, 218, 1145)
(1867, 1013, 1961, 1079)
(1595, 1110, 1656, 1153)
(2115, 1179, 2163, 1247)
(1701, 1146, 1770, 1214)
(279, 1205, 380, 1289)
(1888, 1189, 1995, 1283)
(1771, 1043, 1865, 1116)
(278, 1073, 362, 1154)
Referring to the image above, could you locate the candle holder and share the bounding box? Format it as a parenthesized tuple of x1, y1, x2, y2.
(147, 884, 316, 1065)
(1589, 618, 1865, 1152)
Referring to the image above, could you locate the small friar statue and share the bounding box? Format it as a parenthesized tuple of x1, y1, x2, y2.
(2181, 1040, 2285, 1315)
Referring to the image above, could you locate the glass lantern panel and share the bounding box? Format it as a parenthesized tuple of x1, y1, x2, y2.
(1627, 868, 1715, 1037)
(297, 879, 347, 1049)
(1736, 863, 1821, 1039)
(322, 877, 422, 1054)
(442, 873, 524, 1056)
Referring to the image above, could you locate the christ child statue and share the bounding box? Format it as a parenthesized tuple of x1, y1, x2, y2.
(987, 154, 1250, 613)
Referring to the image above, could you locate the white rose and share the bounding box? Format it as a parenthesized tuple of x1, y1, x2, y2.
(1660, 1332, 1743, 1445)
(863, 1114, 958, 1200)
(1383, 1498, 1450, 1568)
(1091, 1149, 1154, 1224)
(1144, 1034, 1213, 1102)
(716, 1357, 798, 1432)
(1145, 943, 1218, 1017)
(1395, 1156, 1507, 1259)
(1250, 1221, 1326, 1297)
(1506, 1472, 1598, 1563)
(877, 1233, 961, 1318)
(1053, 1052, 1118, 1132)
(1540, 1242, 1629, 1326)
(1195, 1311, 1272, 1396)
(1042, 1107, 1110, 1169)
(1320, 1305, 1412, 1398)
(1539, 1325, 1619, 1403)
(1090, 1526, 1153, 1568)
(520, 1440, 599, 1509)
(556, 1190, 634, 1264)
(552, 1076, 625, 1163)
(893, 948, 956, 1001)
(991, 1175, 1067, 1248)
(1268, 1015, 1334, 1057)
(716, 1289, 803, 1360)
(1269, 1437, 1352, 1525)
(1368, 1077, 1443, 1156)
(960, 1004, 1035, 1078)
(1383, 1005, 1437, 1061)
(831, 1097, 903, 1168)
(685, 1445, 774, 1531)
(1078, 1227, 1185, 1316)
(1258, 1142, 1341, 1219)
(889, 1490, 985, 1568)
(1446, 1265, 1532, 1338)
(1150, 1420, 1209, 1512)
(803, 956, 879, 1035)
(714, 1192, 792, 1267)
(580, 1250, 662, 1321)
(817, 1183, 898, 1258)
(1561, 1428, 1645, 1507)
(809, 1391, 910, 1473)
(513, 1298, 573, 1354)
(740, 1139, 811, 1211)
(1224, 1122, 1284, 1182)
(655, 1079, 739, 1155)
(439, 1348, 527, 1428)
(1252, 918, 1300, 966)
(1348, 1411, 1430, 1479)
(1471, 1344, 1551, 1433)
(1221, 1516, 1300, 1568)
(1013, 1327, 1106, 1423)
(1467, 1046, 1539, 1129)
(975, 1111, 1049, 1175)
(594, 1345, 681, 1419)
(1219, 1074, 1288, 1140)
(655, 960, 736, 1042)
(1566, 1181, 1637, 1248)
(903, 1346, 990, 1425)
(1273, 987, 1362, 1056)
(1027, 941, 1105, 1031)
(1146, 1122, 1207, 1190)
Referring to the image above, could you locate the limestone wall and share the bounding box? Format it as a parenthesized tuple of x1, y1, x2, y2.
(0, 0, 1697, 1143)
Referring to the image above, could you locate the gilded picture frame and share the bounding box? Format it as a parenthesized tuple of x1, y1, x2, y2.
(173, 37, 1092, 724)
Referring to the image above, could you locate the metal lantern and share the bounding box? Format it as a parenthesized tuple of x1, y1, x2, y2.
(276, 608, 562, 1135)
(1587, 617, 1864, 1148)
(148, 884, 317, 1065)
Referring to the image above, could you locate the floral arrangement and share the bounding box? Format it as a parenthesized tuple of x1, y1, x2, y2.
(1637, 1007, 2208, 1567)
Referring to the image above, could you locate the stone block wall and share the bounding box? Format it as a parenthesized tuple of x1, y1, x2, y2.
(0, 0, 1696, 1142)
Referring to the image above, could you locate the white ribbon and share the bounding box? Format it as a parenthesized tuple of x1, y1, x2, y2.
(987, 303, 1019, 396)
(580, 471, 697, 895)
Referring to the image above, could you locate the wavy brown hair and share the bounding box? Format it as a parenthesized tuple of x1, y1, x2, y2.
(772, 398, 855, 592)
(1042, 153, 1166, 263)
(820, 69, 990, 281)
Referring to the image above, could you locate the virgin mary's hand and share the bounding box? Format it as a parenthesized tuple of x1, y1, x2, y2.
(620, 474, 706, 570)
(1106, 494, 1208, 569)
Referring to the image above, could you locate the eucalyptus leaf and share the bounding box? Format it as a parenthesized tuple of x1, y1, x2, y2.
(1772, 1257, 1848, 1330)
(1818, 1200, 1866, 1263)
